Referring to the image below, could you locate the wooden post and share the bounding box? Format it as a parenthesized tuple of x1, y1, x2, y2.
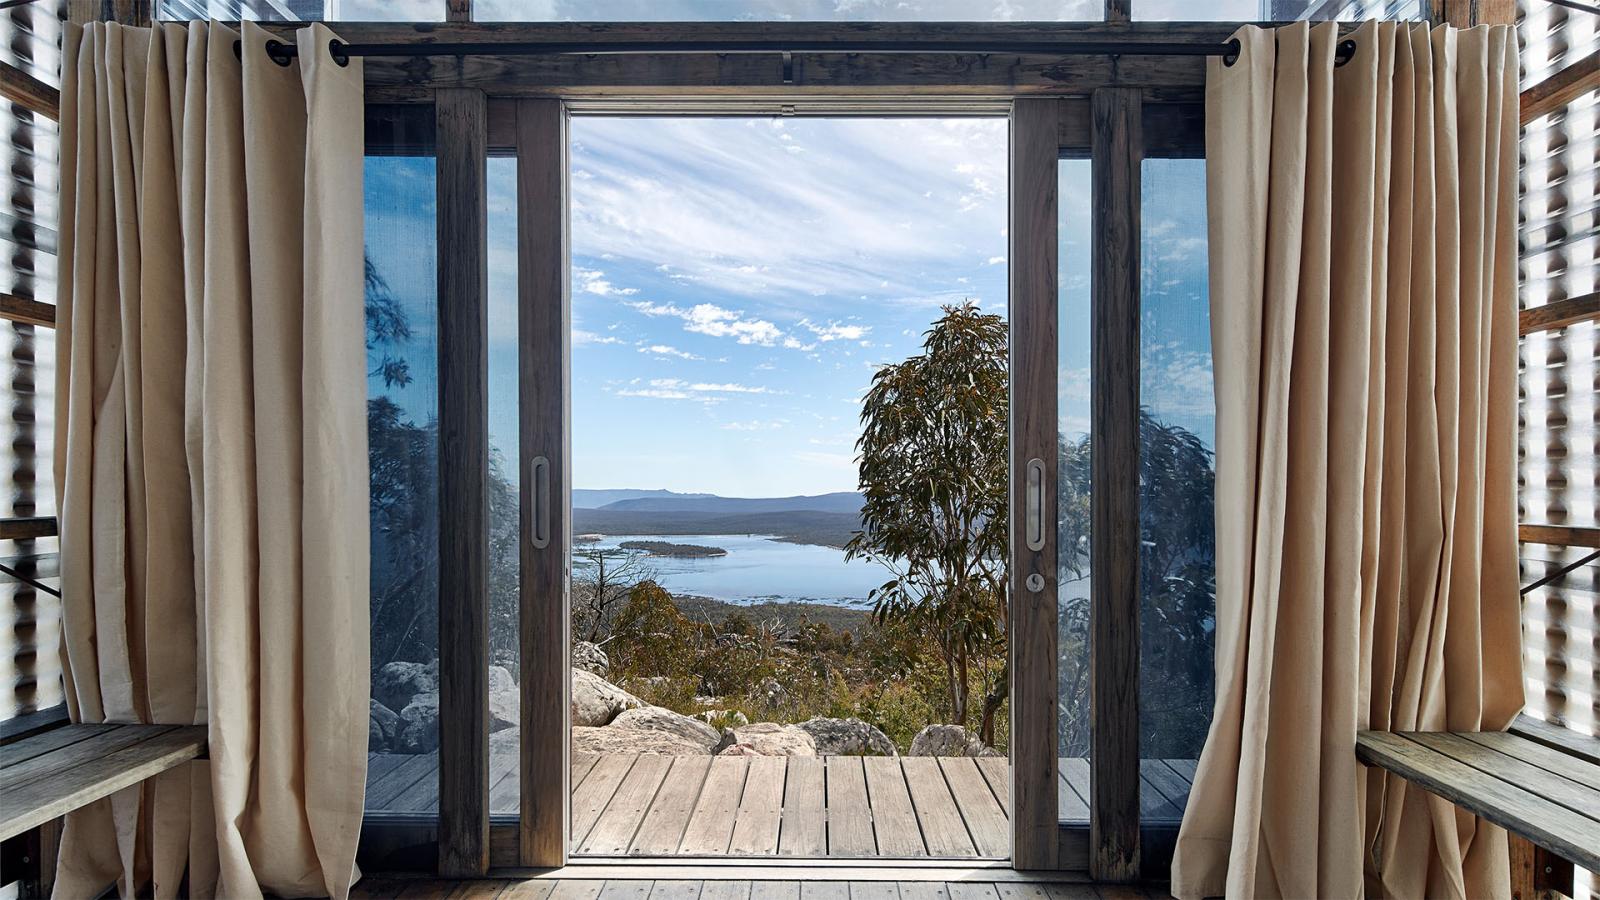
(435, 87, 491, 878)
(1089, 85, 1141, 884)
(516, 97, 572, 870)
(1008, 97, 1061, 873)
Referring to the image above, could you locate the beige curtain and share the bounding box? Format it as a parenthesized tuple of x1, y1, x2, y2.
(53, 20, 369, 899)
(1173, 20, 1524, 900)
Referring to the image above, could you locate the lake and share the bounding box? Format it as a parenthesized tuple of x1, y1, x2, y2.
(575, 533, 887, 608)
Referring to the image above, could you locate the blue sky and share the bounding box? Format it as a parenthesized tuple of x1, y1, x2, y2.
(364, 119, 1212, 498)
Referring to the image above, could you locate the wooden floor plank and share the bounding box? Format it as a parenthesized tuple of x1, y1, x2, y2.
(895, 884, 948, 900)
(582, 755, 675, 856)
(572, 753, 602, 789)
(678, 756, 751, 855)
(648, 881, 704, 900)
(548, 881, 606, 900)
(698, 883, 752, 900)
(778, 756, 826, 857)
(899, 757, 976, 857)
(448, 880, 512, 899)
(799, 883, 849, 900)
(1058, 758, 1090, 823)
(390, 758, 447, 814)
(729, 755, 787, 855)
(1163, 758, 1197, 783)
(825, 756, 878, 857)
(501, 882, 559, 900)
(1040, 886, 1099, 900)
(848, 881, 900, 900)
(628, 756, 712, 856)
(368, 754, 438, 811)
(974, 757, 1011, 817)
(1138, 759, 1188, 824)
(597, 882, 654, 900)
(944, 885, 998, 900)
(748, 882, 800, 900)
(938, 758, 1009, 857)
(993, 885, 1051, 900)
(573, 755, 641, 848)
(862, 756, 925, 857)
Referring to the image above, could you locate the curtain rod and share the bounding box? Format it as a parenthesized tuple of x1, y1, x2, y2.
(245, 36, 1357, 69)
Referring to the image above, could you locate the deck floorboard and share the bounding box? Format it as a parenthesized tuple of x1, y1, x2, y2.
(364, 753, 1195, 857)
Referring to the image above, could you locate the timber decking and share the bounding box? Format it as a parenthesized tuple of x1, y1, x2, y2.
(365, 753, 1197, 859)
(349, 877, 1170, 900)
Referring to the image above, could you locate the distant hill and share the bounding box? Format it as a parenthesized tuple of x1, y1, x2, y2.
(600, 491, 863, 515)
(572, 488, 716, 509)
(571, 508, 861, 550)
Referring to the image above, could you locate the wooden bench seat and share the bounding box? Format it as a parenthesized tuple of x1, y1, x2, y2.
(1355, 725, 1600, 874)
(0, 723, 207, 842)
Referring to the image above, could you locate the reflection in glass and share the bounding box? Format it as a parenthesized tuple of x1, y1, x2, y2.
(364, 144, 440, 816)
(487, 156, 522, 817)
(1137, 158, 1214, 825)
(1057, 158, 1092, 825)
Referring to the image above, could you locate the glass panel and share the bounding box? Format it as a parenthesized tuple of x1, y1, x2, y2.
(477, 0, 1098, 21)
(1137, 158, 1214, 824)
(1057, 157, 1092, 825)
(1519, 543, 1599, 738)
(1133, 0, 1424, 19)
(365, 129, 441, 817)
(487, 155, 521, 818)
(157, 0, 446, 21)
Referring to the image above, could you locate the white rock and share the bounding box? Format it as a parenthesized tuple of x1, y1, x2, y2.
(907, 724, 1000, 758)
(714, 722, 817, 757)
(797, 717, 897, 756)
(572, 668, 645, 727)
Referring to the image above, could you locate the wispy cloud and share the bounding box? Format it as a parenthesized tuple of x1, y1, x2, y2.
(627, 300, 784, 346)
(639, 344, 702, 360)
(802, 319, 871, 342)
(574, 328, 623, 346)
(575, 267, 640, 297)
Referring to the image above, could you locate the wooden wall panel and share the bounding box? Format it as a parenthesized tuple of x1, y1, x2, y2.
(1008, 97, 1061, 873)
(1089, 86, 1141, 884)
(516, 97, 571, 869)
(434, 87, 491, 878)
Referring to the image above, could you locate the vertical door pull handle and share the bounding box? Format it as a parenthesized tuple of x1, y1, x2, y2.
(1026, 457, 1045, 552)
(531, 455, 551, 549)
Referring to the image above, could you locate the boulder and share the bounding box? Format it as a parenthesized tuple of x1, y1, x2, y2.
(395, 694, 440, 754)
(797, 717, 897, 756)
(572, 669, 645, 727)
(714, 722, 816, 757)
(907, 724, 1000, 758)
(374, 659, 438, 713)
(489, 665, 518, 732)
(369, 699, 399, 752)
(572, 705, 721, 755)
(573, 641, 610, 676)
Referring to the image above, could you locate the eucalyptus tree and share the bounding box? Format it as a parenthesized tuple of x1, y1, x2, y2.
(846, 303, 1010, 742)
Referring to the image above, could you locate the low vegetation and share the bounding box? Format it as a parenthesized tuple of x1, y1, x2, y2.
(617, 540, 728, 558)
